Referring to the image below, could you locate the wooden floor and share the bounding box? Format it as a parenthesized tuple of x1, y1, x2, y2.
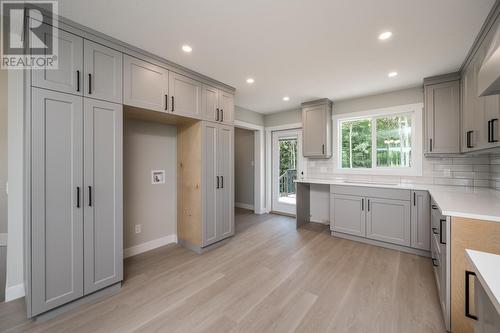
(0, 208, 446, 333)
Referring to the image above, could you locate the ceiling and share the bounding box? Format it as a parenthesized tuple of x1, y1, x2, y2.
(58, 0, 495, 113)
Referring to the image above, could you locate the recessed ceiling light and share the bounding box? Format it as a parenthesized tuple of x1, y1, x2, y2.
(246, 78, 255, 84)
(182, 45, 192, 53)
(283, 96, 290, 101)
(378, 31, 392, 40)
(388, 71, 398, 77)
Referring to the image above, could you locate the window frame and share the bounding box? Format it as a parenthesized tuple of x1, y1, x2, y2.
(332, 103, 423, 176)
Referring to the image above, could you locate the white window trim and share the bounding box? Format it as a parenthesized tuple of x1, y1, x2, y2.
(332, 103, 423, 176)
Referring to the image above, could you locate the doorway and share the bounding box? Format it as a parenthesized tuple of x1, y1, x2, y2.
(272, 129, 303, 215)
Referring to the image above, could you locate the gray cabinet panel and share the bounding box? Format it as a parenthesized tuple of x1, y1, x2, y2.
(83, 99, 123, 294)
(169, 72, 202, 117)
(123, 55, 169, 112)
(330, 194, 365, 237)
(302, 100, 332, 158)
(31, 88, 84, 315)
(219, 91, 234, 124)
(31, 24, 83, 95)
(202, 123, 218, 246)
(217, 125, 234, 239)
(410, 190, 430, 251)
(366, 197, 411, 247)
(84, 40, 123, 103)
(201, 85, 219, 121)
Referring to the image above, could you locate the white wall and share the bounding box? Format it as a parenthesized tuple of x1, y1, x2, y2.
(123, 119, 177, 256)
(0, 69, 8, 301)
(235, 106, 264, 126)
(235, 128, 255, 208)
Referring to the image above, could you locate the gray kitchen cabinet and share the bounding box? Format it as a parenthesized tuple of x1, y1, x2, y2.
(84, 40, 123, 104)
(123, 55, 169, 112)
(168, 72, 202, 118)
(201, 84, 219, 122)
(365, 197, 411, 247)
(202, 123, 218, 246)
(31, 24, 83, 96)
(31, 88, 84, 316)
(330, 194, 366, 237)
(83, 99, 123, 294)
(217, 125, 234, 239)
(410, 190, 430, 251)
(218, 90, 235, 124)
(302, 99, 332, 158)
(424, 77, 460, 154)
(474, 274, 500, 333)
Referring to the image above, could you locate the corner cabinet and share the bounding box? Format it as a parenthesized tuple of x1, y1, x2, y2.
(302, 98, 332, 158)
(424, 75, 461, 154)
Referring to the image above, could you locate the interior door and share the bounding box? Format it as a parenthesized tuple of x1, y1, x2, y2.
(84, 40, 123, 103)
(272, 129, 303, 215)
(31, 22, 83, 95)
(202, 123, 218, 246)
(169, 72, 202, 117)
(217, 125, 234, 240)
(31, 88, 84, 315)
(83, 99, 123, 294)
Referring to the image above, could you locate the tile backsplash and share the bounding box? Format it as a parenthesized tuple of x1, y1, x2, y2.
(306, 154, 496, 188)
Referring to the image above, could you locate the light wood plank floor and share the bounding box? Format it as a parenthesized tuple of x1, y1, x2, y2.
(0, 209, 446, 333)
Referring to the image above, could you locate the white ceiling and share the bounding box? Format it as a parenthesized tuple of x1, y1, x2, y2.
(58, 0, 495, 113)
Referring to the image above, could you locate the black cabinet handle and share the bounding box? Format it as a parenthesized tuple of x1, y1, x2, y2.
(367, 199, 370, 212)
(466, 131, 474, 148)
(171, 96, 175, 112)
(465, 270, 478, 320)
(491, 119, 498, 143)
(216, 108, 219, 121)
(488, 120, 492, 143)
(221, 176, 224, 188)
(221, 109, 224, 122)
(432, 258, 438, 267)
(76, 70, 80, 92)
(322, 144, 325, 155)
(88, 186, 92, 207)
(429, 138, 433, 152)
(76, 187, 80, 208)
(439, 219, 446, 245)
(432, 227, 439, 235)
(216, 176, 219, 189)
(413, 192, 416, 206)
(432, 204, 438, 210)
(361, 198, 364, 211)
(165, 95, 168, 111)
(88, 74, 92, 94)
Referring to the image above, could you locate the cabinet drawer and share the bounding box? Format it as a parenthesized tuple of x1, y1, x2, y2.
(330, 185, 410, 201)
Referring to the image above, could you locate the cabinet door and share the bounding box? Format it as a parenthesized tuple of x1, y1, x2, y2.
(31, 23, 83, 95)
(462, 66, 478, 151)
(202, 123, 218, 246)
(302, 105, 329, 157)
(217, 125, 234, 240)
(31, 88, 83, 315)
(83, 99, 123, 294)
(366, 197, 411, 247)
(219, 90, 235, 124)
(123, 55, 169, 112)
(169, 72, 202, 118)
(410, 190, 430, 250)
(425, 80, 460, 154)
(201, 85, 219, 121)
(330, 194, 365, 237)
(84, 40, 123, 103)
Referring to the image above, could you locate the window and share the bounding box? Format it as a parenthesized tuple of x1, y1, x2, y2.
(333, 104, 422, 176)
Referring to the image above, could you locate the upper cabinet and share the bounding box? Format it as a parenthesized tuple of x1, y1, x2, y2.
(123, 55, 169, 112)
(302, 99, 332, 158)
(31, 24, 83, 95)
(424, 76, 461, 154)
(84, 40, 123, 104)
(201, 85, 234, 124)
(168, 72, 202, 118)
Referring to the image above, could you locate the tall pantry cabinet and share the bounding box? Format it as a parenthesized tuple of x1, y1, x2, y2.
(28, 24, 123, 317)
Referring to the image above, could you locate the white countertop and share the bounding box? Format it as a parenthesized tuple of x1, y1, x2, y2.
(466, 249, 500, 315)
(295, 178, 500, 222)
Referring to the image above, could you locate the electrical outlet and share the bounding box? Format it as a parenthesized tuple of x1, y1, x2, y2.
(135, 224, 141, 234)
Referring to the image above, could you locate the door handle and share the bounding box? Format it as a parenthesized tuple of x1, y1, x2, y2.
(216, 108, 219, 121)
(88, 74, 92, 94)
(413, 192, 416, 206)
(466, 131, 473, 148)
(216, 176, 219, 189)
(221, 176, 224, 188)
(322, 144, 325, 155)
(439, 219, 446, 245)
(361, 198, 364, 211)
(429, 138, 433, 152)
(465, 270, 478, 320)
(76, 70, 80, 92)
(171, 96, 175, 112)
(76, 187, 80, 208)
(491, 119, 498, 143)
(367, 199, 370, 212)
(221, 109, 224, 122)
(165, 95, 168, 111)
(88, 186, 92, 207)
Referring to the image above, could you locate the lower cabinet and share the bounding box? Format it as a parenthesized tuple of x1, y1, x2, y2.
(411, 190, 431, 250)
(366, 197, 411, 247)
(30, 88, 123, 316)
(330, 194, 365, 237)
(177, 121, 234, 251)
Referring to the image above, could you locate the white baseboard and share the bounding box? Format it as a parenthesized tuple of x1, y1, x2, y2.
(310, 218, 330, 225)
(5, 283, 25, 302)
(124, 234, 177, 258)
(235, 202, 254, 210)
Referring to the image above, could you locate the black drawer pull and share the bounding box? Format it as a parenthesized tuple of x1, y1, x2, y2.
(439, 219, 446, 245)
(465, 270, 478, 320)
(432, 204, 438, 210)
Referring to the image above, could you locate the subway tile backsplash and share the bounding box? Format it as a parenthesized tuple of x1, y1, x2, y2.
(306, 154, 498, 189)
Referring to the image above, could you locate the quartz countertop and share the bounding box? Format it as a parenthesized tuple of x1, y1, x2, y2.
(466, 249, 500, 315)
(295, 178, 500, 222)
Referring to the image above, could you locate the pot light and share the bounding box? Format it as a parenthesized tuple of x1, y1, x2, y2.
(378, 31, 392, 40)
(246, 78, 255, 84)
(283, 96, 290, 101)
(182, 44, 192, 53)
(388, 71, 398, 78)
